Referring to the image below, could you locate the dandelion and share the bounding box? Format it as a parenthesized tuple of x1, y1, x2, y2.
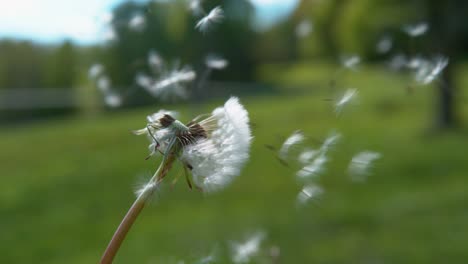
(279, 130, 305, 160)
(101, 97, 252, 263)
(414, 56, 449, 85)
(335, 88, 358, 114)
(376, 35, 393, 54)
(205, 54, 229, 70)
(88, 63, 104, 80)
(403, 22, 429, 37)
(342, 55, 361, 70)
(348, 151, 382, 182)
(195, 6, 224, 33)
(297, 184, 324, 206)
(128, 14, 145, 32)
(231, 231, 266, 264)
(295, 19, 313, 38)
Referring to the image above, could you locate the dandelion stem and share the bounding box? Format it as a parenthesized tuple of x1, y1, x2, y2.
(100, 154, 176, 264)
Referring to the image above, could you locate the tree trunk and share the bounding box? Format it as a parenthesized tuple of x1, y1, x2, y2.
(436, 63, 456, 128)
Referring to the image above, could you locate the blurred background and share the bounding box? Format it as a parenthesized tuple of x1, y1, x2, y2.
(1, 0, 467, 263)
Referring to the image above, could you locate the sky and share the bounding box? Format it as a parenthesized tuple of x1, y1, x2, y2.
(0, 0, 299, 45)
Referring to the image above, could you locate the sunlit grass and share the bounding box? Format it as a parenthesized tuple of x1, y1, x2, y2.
(1, 66, 468, 263)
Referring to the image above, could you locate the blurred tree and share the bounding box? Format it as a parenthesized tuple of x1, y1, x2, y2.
(0, 40, 46, 89)
(424, 0, 468, 128)
(101, 0, 256, 96)
(44, 41, 77, 88)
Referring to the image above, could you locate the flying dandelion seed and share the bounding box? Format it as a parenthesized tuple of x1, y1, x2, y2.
(348, 151, 382, 182)
(414, 56, 449, 85)
(194, 246, 218, 264)
(104, 92, 123, 108)
(388, 54, 408, 71)
(298, 148, 318, 165)
(96, 76, 111, 93)
(148, 50, 164, 72)
(188, 0, 205, 16)
(335, 88, 358, 114)
(320, 131, 341, 152)
(103, 27, 117, 42)
(205, 54, 229, 70)
(296, 152, 327, 179)
(403, 22, 429, 37)
(295, 19, 313, 38)
(279, 130, 305, 161)
(407, 56, 426, 69)
(376, 35, 393, 54)
(137, 64, 196, 101)
(297, 184, 324, 206)
(231, 231, 266, 264)
(342, 55, 361, 70)
(129, 14, 146, 32)
(195, 6, 224, 33)
(88, 63, 104, 80)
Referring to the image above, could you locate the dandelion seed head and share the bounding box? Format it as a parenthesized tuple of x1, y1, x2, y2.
(295, 19, 313, 38)
(403, 22, 429, 37)
(335, 88, 358, 114)
(205, 54, 229, 70)
(231, 231, 266, 264)
(88, 63, 104, 80)
(181, 97, 252, 192)
(195, 6, 224, 33)
(297, 184, 324, 206)
(279, 130, 305, 160)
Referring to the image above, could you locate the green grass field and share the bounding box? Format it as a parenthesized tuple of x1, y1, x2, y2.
(1, 65, 468, 263)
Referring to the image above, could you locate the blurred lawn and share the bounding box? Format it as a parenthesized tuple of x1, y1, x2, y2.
(1, 64, 468, 263)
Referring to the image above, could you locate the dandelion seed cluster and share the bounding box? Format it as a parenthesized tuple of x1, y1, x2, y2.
(181, 97, 252, 192)
(134, 97, 251, 193)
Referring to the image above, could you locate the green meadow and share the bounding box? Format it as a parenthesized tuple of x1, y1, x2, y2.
(1, 64, 468, 263)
